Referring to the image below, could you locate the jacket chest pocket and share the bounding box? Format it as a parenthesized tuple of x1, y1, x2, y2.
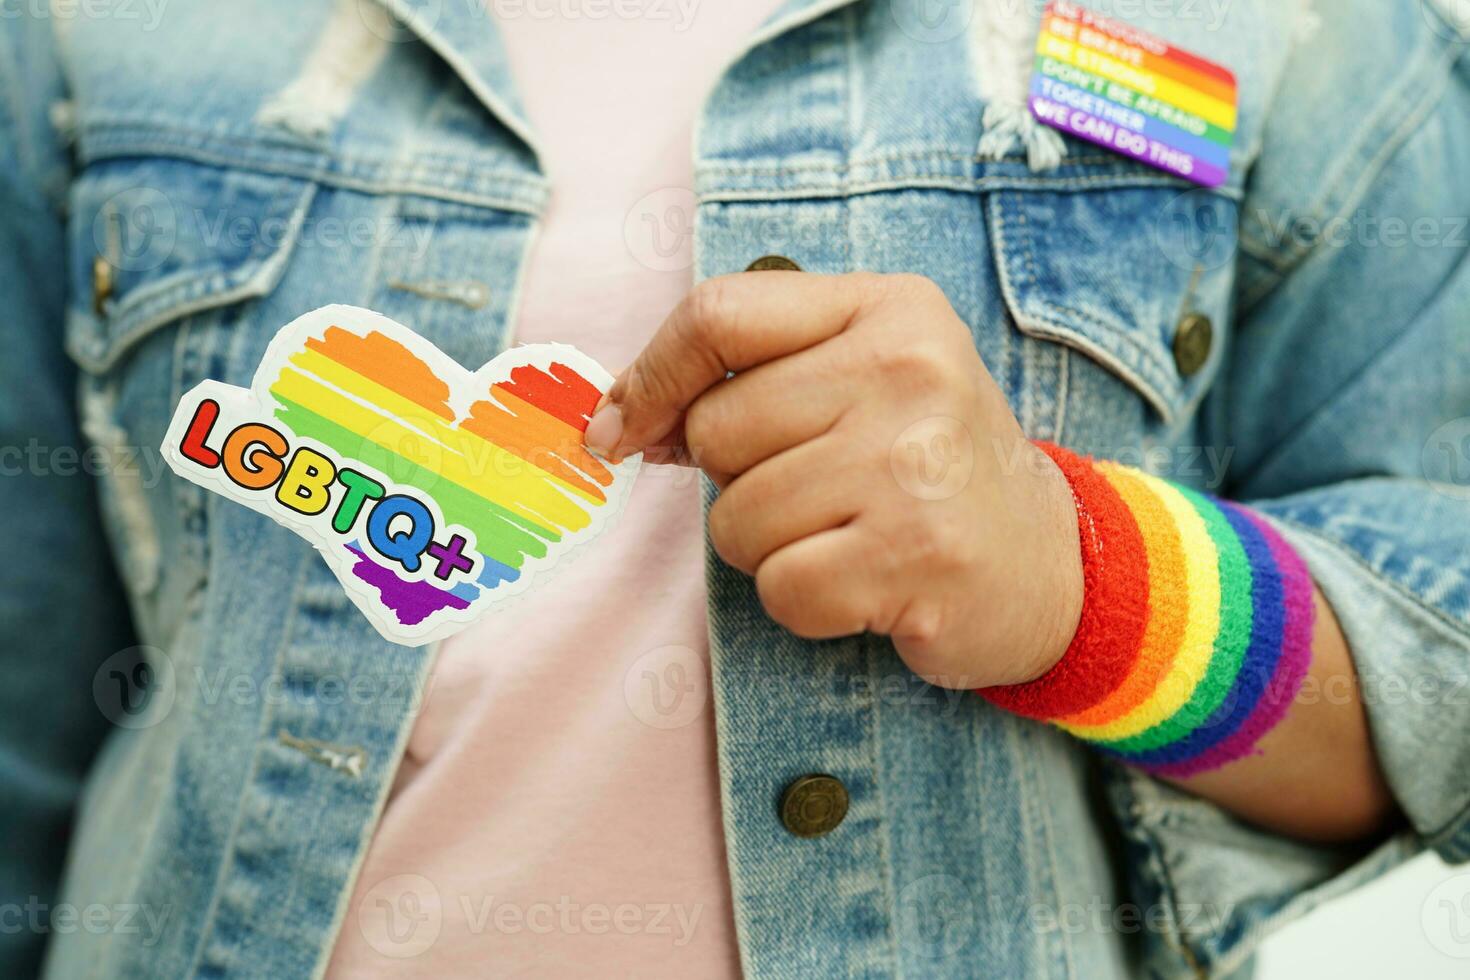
(64, 153, 536, 634)
(986, 181, 1238, 449)
(698, 178, 1236, 455)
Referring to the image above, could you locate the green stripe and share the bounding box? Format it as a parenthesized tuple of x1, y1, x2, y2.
(1097, 487, 1253, 754)
(271, 393, 555, 569)
(1033, 55, 1235, 148)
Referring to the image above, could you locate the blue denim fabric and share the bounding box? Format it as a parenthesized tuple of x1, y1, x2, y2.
(1, 0, 1467, 977)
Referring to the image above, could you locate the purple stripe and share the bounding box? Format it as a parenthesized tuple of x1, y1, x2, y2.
(346, 545, 470, 628)
(1118, 500, 1280, 767)
(1146, 511, 1315, 777)
(1030, 95, 1229, 187)
(1032, 75, 1231, 168)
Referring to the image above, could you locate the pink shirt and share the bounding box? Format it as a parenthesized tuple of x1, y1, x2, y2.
(325, 3, 783, 976)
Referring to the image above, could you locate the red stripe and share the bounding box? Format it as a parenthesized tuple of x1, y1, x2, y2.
(493, 363, 602, 432)
(1047, 0, 1237, 89)
(979, 443, 1152, 720)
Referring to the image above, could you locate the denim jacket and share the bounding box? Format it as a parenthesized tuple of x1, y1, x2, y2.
(2, 1, 1468, 977)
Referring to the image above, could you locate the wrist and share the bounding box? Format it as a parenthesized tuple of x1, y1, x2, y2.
(1017, 442, 1086, 684)
(977, 443, 1317, 778)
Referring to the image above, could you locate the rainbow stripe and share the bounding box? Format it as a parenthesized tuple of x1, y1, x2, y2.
(1028, 0, 1237, 187)
(268, 325, 614, 626)
(980, 444, 1314, 777)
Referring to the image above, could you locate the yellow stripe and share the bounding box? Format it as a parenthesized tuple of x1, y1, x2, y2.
(270, 365, 598, 533)
(1038, 32, 1237, 132)
(1056, 464, 1221, 740)
(287, 347, 602, 509)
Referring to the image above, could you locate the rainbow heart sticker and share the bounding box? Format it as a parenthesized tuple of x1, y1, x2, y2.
(161, 305, 639, 646)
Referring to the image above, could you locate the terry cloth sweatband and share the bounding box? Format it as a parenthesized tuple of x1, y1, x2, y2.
(979, 442, 1316, 778)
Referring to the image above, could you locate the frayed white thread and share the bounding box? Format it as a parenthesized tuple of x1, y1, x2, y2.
(973, 0, 1066, 170)
(256, 0, 390, 140)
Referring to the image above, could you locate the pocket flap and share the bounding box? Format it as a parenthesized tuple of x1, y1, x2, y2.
(987, 184, 1237, 427)
(67, 158, 317, 373)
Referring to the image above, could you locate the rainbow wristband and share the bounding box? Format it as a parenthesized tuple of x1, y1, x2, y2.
(980, 442, 1316, 777)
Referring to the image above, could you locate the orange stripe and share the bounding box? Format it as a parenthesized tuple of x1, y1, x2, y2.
(461, 386, 612, 500)
(1058, 465, 1188, 727)
(306, 326, 454, 421)
(1045, 15, 1238, 105)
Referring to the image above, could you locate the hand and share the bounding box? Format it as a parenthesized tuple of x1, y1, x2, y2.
(585, 271, 1084, 688)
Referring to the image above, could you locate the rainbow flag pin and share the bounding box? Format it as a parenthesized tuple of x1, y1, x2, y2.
(1028, 0, 1237, 188)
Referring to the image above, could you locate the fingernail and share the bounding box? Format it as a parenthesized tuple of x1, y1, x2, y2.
(584, 401, 624, 457)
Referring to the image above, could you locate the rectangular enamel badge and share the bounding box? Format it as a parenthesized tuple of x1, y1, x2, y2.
(1029, 0, 1237, 187)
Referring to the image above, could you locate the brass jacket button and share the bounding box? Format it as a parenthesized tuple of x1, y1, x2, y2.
(780, 774, 849, 838)
(1173, 312, 1213, 377)
(746, 255, 802, 272)
(92, 255, 115, 316)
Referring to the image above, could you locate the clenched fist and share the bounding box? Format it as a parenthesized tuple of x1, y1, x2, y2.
(585, 270, 1084, 689)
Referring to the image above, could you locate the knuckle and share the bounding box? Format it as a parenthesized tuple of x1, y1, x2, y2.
(706, 494, 748, 570)
(683, 277, 740, 343)
(843, 270, 890, 299)
(889, 272, 944, 302)
(878, 342, 951, 389)
(682, 394, 726, 462)
(896, 515, 951, 567)
(755, 557, 806, 630)
(623, 346, 683, 417)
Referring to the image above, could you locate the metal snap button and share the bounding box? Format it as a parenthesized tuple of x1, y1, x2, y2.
(1173, 312, 1213, 377)
(779, 774, 849, 838)
(745, 255, 802, 272)
(92, 254, 114, 316)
